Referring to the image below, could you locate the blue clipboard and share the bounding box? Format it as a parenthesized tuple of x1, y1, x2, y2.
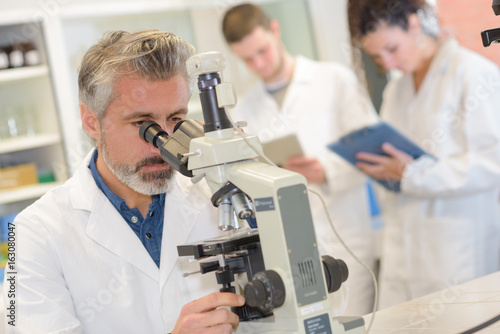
(327, 122, 434, 192)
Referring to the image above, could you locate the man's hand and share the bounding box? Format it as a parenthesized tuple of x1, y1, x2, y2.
(172, 292, 245, 334)
(284, 155, 327, 185)
(355, 143, 413, 181)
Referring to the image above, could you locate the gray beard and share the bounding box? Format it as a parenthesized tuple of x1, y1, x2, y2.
(100, 133, 174, 196)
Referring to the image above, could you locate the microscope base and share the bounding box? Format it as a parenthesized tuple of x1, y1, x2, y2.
(237, 315, 366, 333)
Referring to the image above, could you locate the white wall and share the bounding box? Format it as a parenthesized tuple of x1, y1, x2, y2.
(309, 0, 352, 66)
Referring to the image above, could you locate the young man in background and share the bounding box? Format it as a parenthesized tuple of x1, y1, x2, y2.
(222, 3, 379, 315)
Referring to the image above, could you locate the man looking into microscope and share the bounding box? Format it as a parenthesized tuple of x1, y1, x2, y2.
(9, 29, 243, 333)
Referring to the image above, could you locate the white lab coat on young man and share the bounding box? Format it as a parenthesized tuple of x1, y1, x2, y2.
(10, 150, 223, 333)
(231, 56, 379, 315)
(377, 39, 500, 308)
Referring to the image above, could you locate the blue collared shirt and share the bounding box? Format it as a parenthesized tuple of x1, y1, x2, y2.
(89, 150, 165, 268)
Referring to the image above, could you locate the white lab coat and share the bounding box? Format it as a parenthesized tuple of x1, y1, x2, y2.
(9, 150, 223, 333)
(231, 56, 379, 315)
(378, 39, 500, 308)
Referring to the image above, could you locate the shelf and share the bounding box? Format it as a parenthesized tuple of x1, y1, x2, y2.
(0, 182, 64, 204)
(0, 65, 49, 83)
(0, 133, 61, 155)
(0, 18, 69, 211)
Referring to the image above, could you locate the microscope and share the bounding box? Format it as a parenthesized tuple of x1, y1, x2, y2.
(140, 52, 366, 333)
(481, 0, 500, 47)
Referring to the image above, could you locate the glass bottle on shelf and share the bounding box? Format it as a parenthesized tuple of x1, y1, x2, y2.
(8, 43, 24, 68)
(5, 106, 20, 137)
(23, 42, 41, 66)
(20, 106, 36, 136)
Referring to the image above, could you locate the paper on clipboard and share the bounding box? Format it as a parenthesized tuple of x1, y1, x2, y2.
(261, 134, 303, 167)
(327, 122, 434, 192)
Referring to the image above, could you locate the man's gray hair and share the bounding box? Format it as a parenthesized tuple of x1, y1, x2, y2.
(78, 29, 195, 144)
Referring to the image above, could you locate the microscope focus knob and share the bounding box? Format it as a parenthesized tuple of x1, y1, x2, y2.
(322, 255, 349, 293)
(244, 270, 285, 313)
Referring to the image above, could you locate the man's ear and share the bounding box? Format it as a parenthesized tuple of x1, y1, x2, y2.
(407, 13, 422, 34)
(269, 19, 281, 38)
(80, 103, 100, 142)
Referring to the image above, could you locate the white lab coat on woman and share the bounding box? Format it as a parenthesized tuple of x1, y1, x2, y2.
(231, 56, 379, 315)
(10, 150, 223, 333)
(378, 39, 500, 308)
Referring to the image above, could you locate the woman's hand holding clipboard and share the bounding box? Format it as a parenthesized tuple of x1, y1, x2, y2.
(327, 122, 435, 192)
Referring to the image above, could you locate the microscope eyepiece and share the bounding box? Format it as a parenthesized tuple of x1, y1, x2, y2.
(138, 119, 204, 178)
(494, 0, 500, 15)
(173, 120, 186, 133)
(139, 121, 169, 148)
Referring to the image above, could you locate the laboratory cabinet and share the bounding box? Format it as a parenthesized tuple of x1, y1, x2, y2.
(0, 20, 68, 219)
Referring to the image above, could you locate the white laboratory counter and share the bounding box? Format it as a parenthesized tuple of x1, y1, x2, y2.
(0, 273, 498, 333)
(363, 271, 500, 333)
